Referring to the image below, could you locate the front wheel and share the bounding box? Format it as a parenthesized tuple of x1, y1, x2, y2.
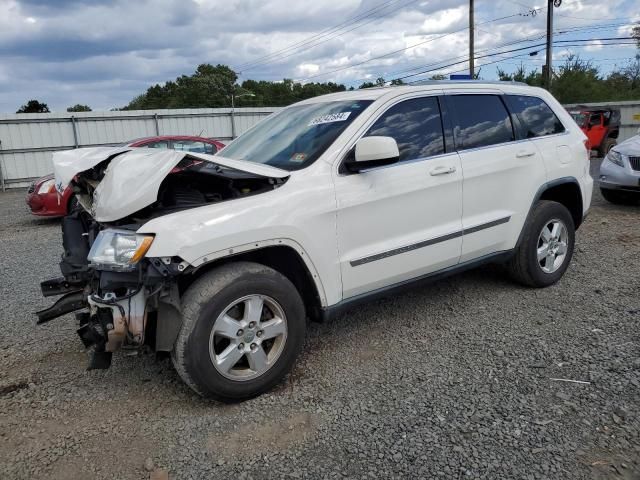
(172, 262, 306, 402)
(507, 201, 575, 287)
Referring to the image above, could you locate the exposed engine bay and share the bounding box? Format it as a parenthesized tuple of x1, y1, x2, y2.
(37, 148, 288, 369)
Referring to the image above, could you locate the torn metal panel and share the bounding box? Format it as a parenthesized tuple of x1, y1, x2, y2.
(52, 147, 289, 223)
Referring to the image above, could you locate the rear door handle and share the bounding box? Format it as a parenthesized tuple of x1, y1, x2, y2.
(430, 165, 457, 176)
(516, 150, 536, 158)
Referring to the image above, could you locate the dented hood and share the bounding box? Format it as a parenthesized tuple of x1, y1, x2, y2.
(53, 146, 289, 222)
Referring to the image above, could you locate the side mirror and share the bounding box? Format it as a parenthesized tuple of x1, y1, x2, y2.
(345, 136, 400, 173)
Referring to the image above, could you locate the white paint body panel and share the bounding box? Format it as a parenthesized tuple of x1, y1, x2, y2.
(62, 83, 592, 308)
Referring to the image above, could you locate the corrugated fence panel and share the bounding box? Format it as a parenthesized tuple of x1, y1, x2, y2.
(0, 107, 278, 188)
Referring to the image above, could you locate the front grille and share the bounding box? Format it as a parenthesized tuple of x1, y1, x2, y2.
(27, 182, 35, 194)
(630, 156, 640, 171)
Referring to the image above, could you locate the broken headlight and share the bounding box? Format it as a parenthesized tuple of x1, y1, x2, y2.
(87, 229, 154, 271)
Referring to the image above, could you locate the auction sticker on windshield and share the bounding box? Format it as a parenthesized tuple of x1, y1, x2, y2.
(308, 112, 351, 126)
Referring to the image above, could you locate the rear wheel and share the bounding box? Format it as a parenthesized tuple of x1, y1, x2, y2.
(172, 262, 306, 402)
(507, 201, 575, 287)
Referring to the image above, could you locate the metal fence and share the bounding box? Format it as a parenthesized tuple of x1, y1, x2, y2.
(3, 100, 640, 190)
(0, 107, 278, 189)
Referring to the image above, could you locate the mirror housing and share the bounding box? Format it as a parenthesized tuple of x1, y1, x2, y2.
(345, 136, 400, 173)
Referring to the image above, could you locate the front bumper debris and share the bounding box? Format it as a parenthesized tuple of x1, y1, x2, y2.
(36, 291, 87, 324)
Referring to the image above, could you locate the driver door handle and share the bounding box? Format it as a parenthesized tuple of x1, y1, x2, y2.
(430, 165, 457, 176)
(516, 150, 536, 158)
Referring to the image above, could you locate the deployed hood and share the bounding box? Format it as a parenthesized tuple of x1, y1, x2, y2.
(612, 134, 640, 157)
(53, 147, 289, 223)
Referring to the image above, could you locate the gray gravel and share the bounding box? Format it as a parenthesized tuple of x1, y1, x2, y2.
(1, 158, 639, 480)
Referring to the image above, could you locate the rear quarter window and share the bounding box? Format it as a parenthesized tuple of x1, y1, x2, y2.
(505, 95, 565, 138)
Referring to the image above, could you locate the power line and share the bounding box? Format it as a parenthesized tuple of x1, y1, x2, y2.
(298, 12, 528, 82)
(237, 0, 422, 72)
(346, 21, 635, 86)
(235, 0, 400, 70)
(393, 37, 635, 82)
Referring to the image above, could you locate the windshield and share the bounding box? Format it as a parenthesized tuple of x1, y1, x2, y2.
(221, 100, 373, 171)
(570, 112, 587, 127)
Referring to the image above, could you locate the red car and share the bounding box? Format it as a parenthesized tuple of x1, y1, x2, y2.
(26, 135, 226, 217)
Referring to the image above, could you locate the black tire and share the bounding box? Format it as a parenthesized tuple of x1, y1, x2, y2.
(600, 188, 639, 205)
(598, 138, 616, 158)
(507, 200, 575, 288)
(172, 261, 306, 402)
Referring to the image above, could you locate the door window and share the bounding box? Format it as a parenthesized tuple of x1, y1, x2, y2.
(505, 95, 565, 138)
(364, 97, 445, 162)
(449, 95, 514, 150)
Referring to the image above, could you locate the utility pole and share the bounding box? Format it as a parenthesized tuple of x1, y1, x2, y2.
(469, 0, 475, 78)
(545, 0, 561, 89)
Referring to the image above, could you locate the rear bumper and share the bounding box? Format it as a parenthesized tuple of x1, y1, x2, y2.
(26, 192, 65, 217)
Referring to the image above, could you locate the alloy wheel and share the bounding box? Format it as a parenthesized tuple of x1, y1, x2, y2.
(208, 294, 288, 381)
(537, 219, 569, 274)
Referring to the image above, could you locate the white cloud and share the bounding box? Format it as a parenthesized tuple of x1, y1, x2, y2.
(0, 0, 639, 112)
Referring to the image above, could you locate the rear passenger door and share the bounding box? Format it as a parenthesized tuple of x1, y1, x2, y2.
(446, 93, 547, 262)
(503, 94, 569, 170)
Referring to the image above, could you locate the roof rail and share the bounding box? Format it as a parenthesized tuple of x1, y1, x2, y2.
(408, 80, 529, 86)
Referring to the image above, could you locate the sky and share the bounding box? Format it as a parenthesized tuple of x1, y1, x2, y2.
(0, 0, 638, 113)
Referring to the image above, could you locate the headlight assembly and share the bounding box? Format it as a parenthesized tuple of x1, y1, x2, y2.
(606, 150, 624, 168)
(87, 229, 154, 271)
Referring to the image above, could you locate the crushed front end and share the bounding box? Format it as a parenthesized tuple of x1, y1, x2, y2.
(37, 208, 184, 369)
(37, 147, 288, 370)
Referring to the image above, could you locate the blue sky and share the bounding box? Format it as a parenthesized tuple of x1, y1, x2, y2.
(0, 0, 638, 112)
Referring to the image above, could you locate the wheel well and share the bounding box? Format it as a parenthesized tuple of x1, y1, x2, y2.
(178, 246, 323, 321)
(539, 182, 583, 229)
(607, 128, 619, 139)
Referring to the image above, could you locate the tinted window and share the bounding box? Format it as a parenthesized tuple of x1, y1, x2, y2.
(364, 97, 445, 162)
(450, 95, 514, 150)
(506, 95, 565, 138)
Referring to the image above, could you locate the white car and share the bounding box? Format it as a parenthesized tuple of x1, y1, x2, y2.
(599, 131, 640, 204)
(39, 82, 593, 401)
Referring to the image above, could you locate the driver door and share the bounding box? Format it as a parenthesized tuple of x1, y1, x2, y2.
(333, 95, 463, 299)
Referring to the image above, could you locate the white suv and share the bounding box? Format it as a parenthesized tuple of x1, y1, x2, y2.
(40, 82, 592, 401)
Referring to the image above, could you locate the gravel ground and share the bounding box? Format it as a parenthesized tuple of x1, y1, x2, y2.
(1, 158, 639, 480)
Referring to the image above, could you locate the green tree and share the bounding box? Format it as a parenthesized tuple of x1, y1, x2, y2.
(67, 104, 92, 112)
(16, 99, 50, 113)
(124, 64, 346, 109)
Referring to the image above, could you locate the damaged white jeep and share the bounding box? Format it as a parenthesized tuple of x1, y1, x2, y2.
(39, 83, 592, 401)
